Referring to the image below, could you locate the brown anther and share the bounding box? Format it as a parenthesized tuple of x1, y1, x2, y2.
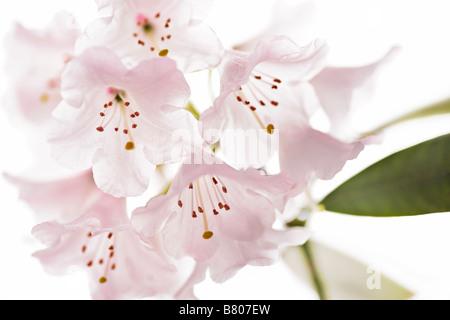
(108, 232, 113, 239)
(254, 75, 261, 80)
(99, 259, 104, 264)
(236, 96, 242, 102)
(213, 209, 219, 215)
(138, 40, 145, 46)
(218, 202, 224, 209)
(108, 245, 114, 250)
(132, 124, 137, 129)
(271, 85, 278, 89)
(133, 33, 138, 37)
(271, 101, 279, 106)
(108, 101, 113, 106)
(81, 245, 87, 253)
(123, 129, 128, 134)
(192, 211, 197, 218)
(125, 141, 135, 150)
(96, 126, 104, 132)
(222, 186, 227, 193)
(87, 260, 93, 267)
(159, 49, 169, 57)
(250, 106, 256, 111)
(155, 12, 160, 18)
(224, 204, 230, 211)
(124, 102, 130, 106)
(178, 200, 183, 208)
(134, 112, 140, 116)
(273, 78, 282, 83)
(212, 177, 218, 184)
(100, 112, 105, 117)
(198, 206, 204, 213)
(202, 231, 214, 240)
(114, 127, 119, 132)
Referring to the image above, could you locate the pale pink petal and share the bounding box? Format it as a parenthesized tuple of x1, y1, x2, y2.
(3, 170, 97, 223)
(279, 125, 364, 189)
(310, 46, 400, 135)
(209, 227, 311, 283)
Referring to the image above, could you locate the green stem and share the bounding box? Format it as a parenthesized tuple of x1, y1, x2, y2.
(184, 100, 201, 120)
(359, 97, 450, 138)
(300, 241, 328, 300)
(287, 217, 328, 300)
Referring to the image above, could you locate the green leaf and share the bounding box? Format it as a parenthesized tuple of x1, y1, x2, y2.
(320, 133, 450, 216)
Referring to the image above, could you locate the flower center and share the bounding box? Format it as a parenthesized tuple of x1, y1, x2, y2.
(95, 87, 140, 150)
(82, 231, 117, 284)
(132, 12, 172, 57)
(177, 175, 231, 240)
(234, 69, 282, 134)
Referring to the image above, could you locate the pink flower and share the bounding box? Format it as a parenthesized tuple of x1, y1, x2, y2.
(77, 0, 224, 72)
(309, 46, 400, 138)
(131, 160, 310, 284)
(29, 175, 181, 300)
(3, 11, 79, 124)
(200, 36, 329, 167)
(3, 170, 98, 223)
(48, 46, 199, 197)
(200, 36, 366, 194)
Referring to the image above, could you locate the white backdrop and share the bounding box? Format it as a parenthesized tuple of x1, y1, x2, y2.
(0, 0, 450, 300)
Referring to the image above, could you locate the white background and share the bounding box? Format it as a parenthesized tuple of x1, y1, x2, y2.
(0, 0, 450, 300)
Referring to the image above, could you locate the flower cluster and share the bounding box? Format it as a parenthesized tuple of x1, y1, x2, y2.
(3, 0, 396, 299)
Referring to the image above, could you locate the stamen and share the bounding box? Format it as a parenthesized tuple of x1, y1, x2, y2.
(81, 231, 117, 285)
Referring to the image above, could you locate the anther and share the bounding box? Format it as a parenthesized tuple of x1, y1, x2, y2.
(266, 124, 275, 134)
(159, 49, 169, 57)
(202, 231, 214, 240)
(99, 277, 107, 284)
(178, 200, 183, 208)
(125, 141, 135, 150)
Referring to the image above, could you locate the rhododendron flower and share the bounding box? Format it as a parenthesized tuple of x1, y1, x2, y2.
(200, 36, 329, 166)
(200, 36, 365, 193)
(77, 0, 224, 72)
(131, 160, 310, 284)
(3, 11, 79, 124)
(48, 46, 199, 197)
(30, 179, 181, 300)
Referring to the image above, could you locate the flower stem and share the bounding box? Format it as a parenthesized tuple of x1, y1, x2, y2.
(287, 218, 328, 300)
(300, 240, 328, 300)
